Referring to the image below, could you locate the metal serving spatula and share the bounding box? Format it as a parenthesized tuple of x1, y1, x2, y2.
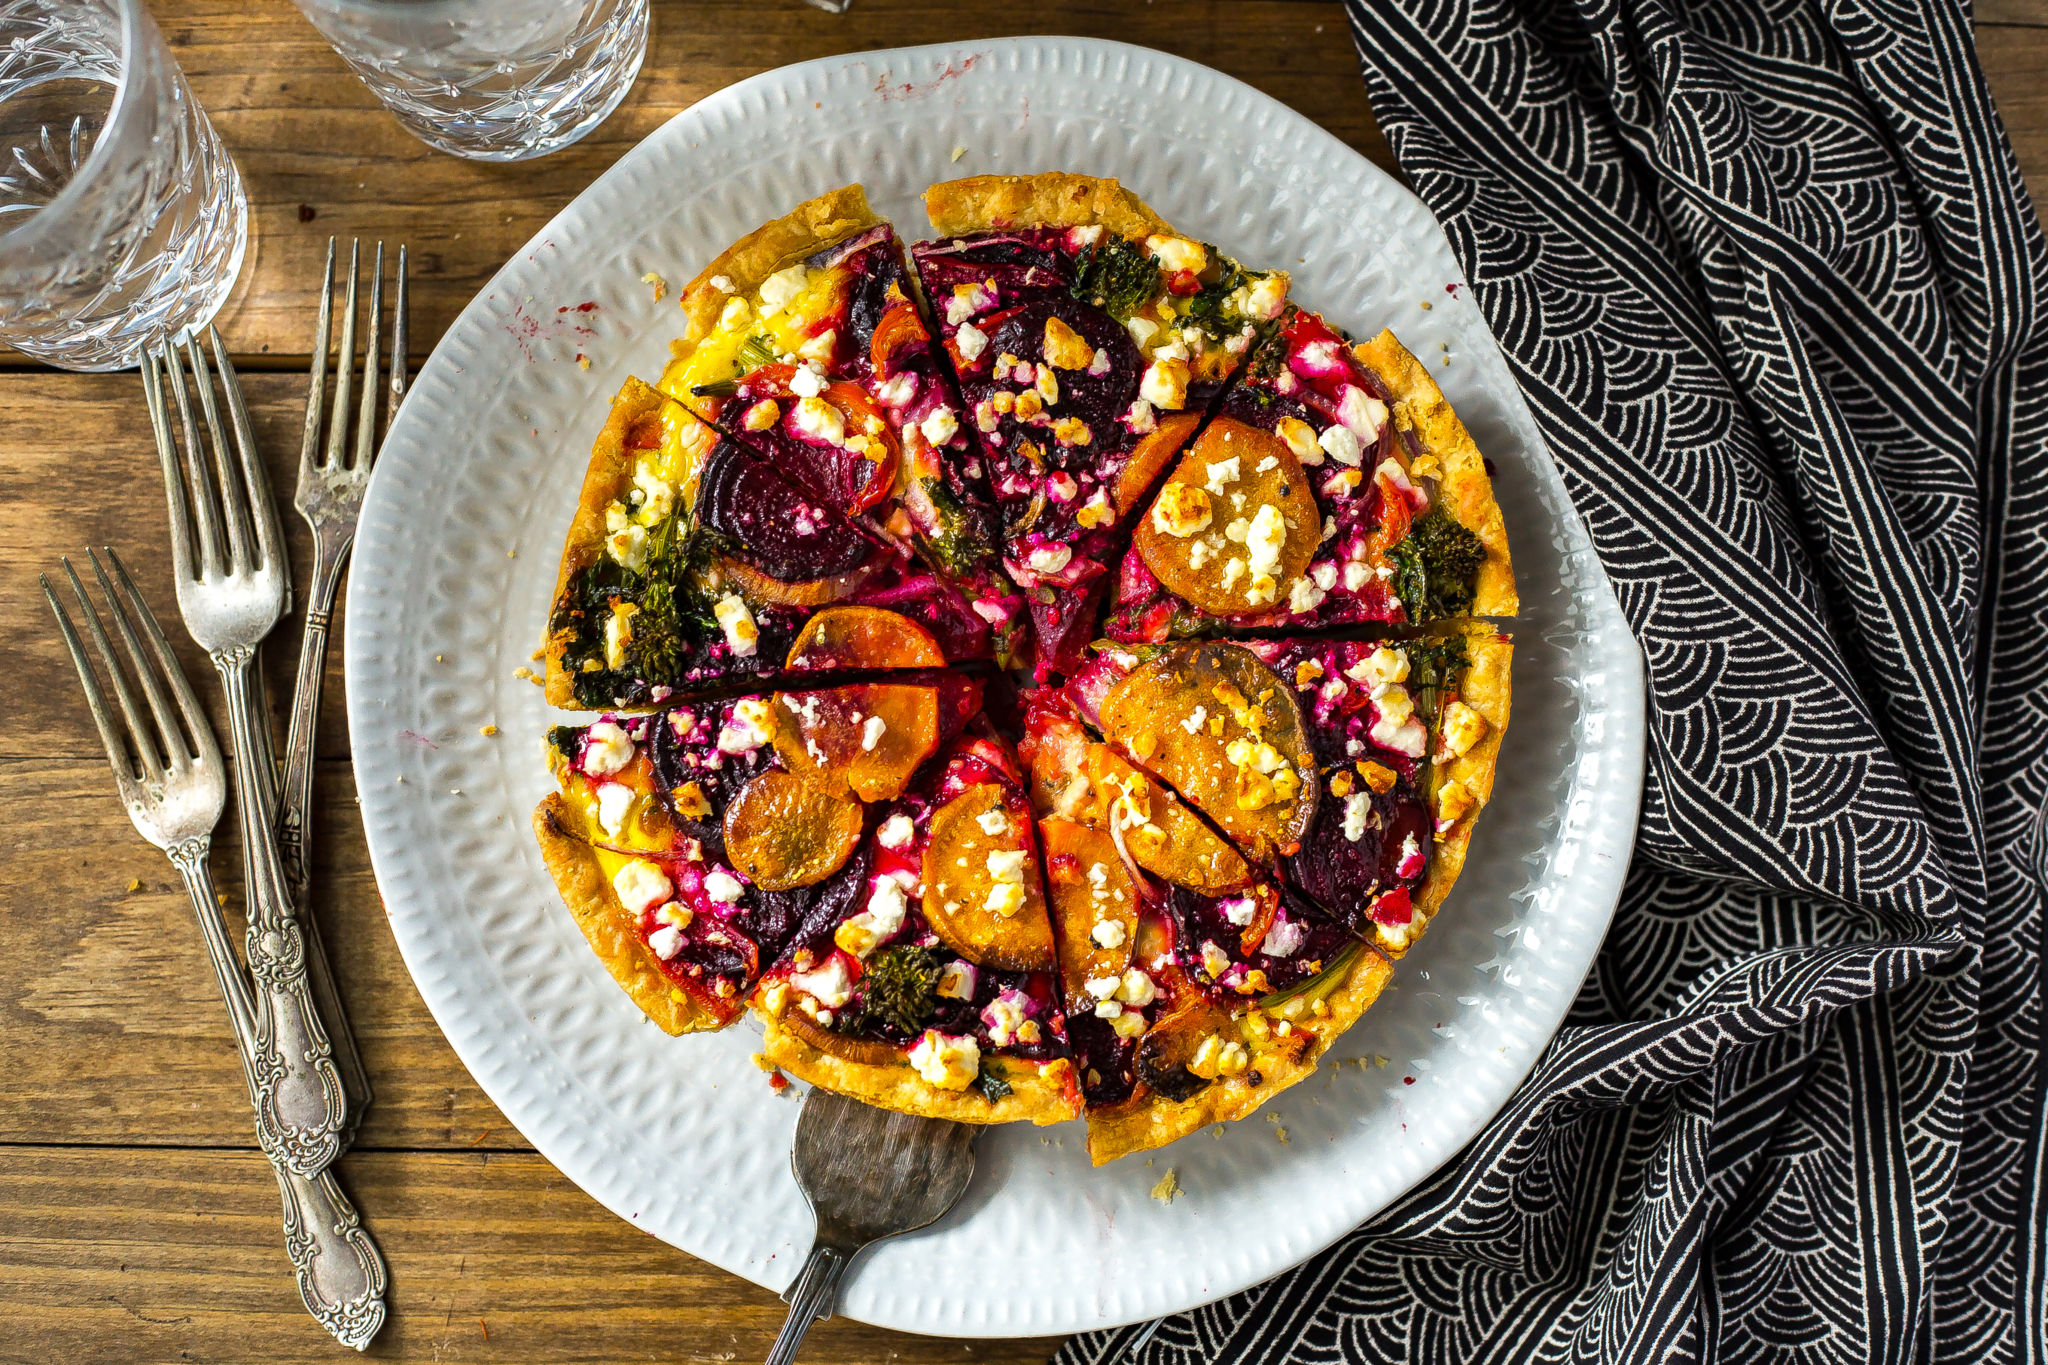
(765, 1088, 978, 1365)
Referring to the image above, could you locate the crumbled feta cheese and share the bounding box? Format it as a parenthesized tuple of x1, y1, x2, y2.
(595, 782, 635, 837)
(1440, 701, 1489, 758)
(716, 296, 752, 331)
(1026, 543, 1073, 576)
(716, 696, 778, 754)
(612, 859, 672, 915)
(797, 328, 837, 363)
(742, 399, 781, 432)
(712, 594, 758, 657)
(860, 714, 887, 752)
(1288, 575, 1326, 615)
(757, 265, 809, 313)
(920, 406, 959, 447)
(1083, 974, 1121, 1001)
(1042, 316, 1095, 370)
(1205, 457, 1241, 495)
(1145, 234, 1208, 275)
(1395, 832, 1425, 879)
(604, 517, 649, 571)
(1320, 424, 1364, 466)
(836, 875, 909, 958)
(1263, 918, 1306, 958)
(1180, 705, 1208, 735)
(1126, 316, 1159, 346)
(1339, 387, 1389, 441)
(1342, 559, 1370, 592)
(954, 322, 988, 362)
(936, 960, 978, 1000)
(1244, 273, 1288, 320)
(1244, 503, 1288, 579)
(1094, 999, 1125, 1019)
(582, 721, 635, 776)
(791, 954, 854, 1009)
(1220, 557, 1244, 591)
(703, 870, 745, 904)
(1151, 483, 1212, 538)
(1111, 1009, 1150, 1039)
(1342, 793, 1372, 842)
(647, 924, 685, 960)
(984, 847, 1029, 917)
(877, 813, 915, 849)
(1092, 918, 1128, 949)
(976, 808, 1010, 836)
(1116, 968, 1157, 1007)
(908, 1030, 981, 1090)
(1349, 645, 1410, 690)
(981, 989, 1033, 1046)
(1199, 940, 1231, 979)
(792, 395, 846, 446)
(1221, 896, 1258, 927)
(603, 602, 636, 669)
(708, 274, 736, 295)
(789, 363, 825, 398)
(1139, 358, 1190, 411)
(1126, 398, 1158, 434)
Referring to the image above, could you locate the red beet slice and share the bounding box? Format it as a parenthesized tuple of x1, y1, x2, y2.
(696, 438, 878, 582)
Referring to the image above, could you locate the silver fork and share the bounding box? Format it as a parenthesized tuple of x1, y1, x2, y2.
(44, 549, 387, 1351)
(278, 238, 404, 1128)
(142, 327, 351, 1174)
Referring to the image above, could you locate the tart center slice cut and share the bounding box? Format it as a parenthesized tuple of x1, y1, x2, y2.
(1107, 315, 1517, 644)
(910, 173, 1291, 675)
(654, 185, 1025, 665)
(1021, 696, 1393, 1164)
(1068, 627, 1511, 960)
(543, 378, 996, 708)
(753, 717, 1079, 1126)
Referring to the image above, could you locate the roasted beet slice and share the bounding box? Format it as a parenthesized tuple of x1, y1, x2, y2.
(750, 841, 873, 969)
(696, 438, 877, 582)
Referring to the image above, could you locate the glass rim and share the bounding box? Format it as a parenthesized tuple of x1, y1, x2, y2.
(0, 0, 153, 259)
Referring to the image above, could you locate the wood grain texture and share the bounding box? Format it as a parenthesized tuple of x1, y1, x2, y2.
(165, 0, 1386, 364)
(0, 1145, 1062, 1365)
(3, 1, 2044, 1361)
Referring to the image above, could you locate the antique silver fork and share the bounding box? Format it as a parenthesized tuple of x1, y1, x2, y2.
(275, 238, 404, 1128)
(142, 328, 352, 1173)
(44, 549, 387, 1351)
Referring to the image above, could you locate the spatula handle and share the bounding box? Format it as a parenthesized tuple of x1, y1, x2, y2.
(767, 1242, 852, 1365)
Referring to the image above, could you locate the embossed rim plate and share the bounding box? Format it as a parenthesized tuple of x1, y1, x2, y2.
(345, 37, 1644, 1338)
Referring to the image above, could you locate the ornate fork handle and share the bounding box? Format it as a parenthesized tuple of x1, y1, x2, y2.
(276, 527, 373, 1142)
(216, 644, 350, 1174)
(168, 839, 388, 1350)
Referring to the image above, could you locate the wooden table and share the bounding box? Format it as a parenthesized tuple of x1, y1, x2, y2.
(3, 2, 2042, 1360)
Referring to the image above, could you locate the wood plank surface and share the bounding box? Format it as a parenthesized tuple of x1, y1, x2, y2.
(0, 1146, 1062, 1365)
(3, 0, 2045, 1361)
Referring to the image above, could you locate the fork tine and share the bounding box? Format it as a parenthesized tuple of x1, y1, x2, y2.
(82, 550, 193, 772)
(99, 547, 222, 770)
(158, 336, 228, 581)
(207, 326, 284, 574)
(352, 243, 384, 471)
(180, 330, 258, 575)
(386, 243, 408, 434)
(44, 568, 157, 784)
(324, 239, 360, 471)
(142, 348, 200, 588)
(302, 236, 336, 478)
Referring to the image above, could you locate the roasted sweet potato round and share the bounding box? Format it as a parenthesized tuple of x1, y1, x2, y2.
(712, 555, 874, 608)
(1040, 818, 1140, 999)
(775, 996, 905, 1065)
(922, 783, 1056, 971)
(786, 605, 945, 672)
(1099, 641, 1317, 862)
(723, 768, 864, 891)
(1133, 418, 1319, 617)
(772, 683, 940, 803)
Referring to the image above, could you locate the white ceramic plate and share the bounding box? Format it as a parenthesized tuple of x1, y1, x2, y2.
(345, 37, 1643, 1338)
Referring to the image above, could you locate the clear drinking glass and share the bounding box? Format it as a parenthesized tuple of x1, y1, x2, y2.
(0, 0, 248, 372)
(291, 0, 650, 163)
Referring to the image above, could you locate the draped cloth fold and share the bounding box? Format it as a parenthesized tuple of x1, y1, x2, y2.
(1057, 0, 2048, 1358)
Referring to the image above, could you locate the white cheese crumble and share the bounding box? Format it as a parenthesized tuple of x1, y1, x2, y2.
(908, 1030, 980, 1090)
(860, 714, 887, 752)
(1263, 918, 1306, 958)
(1145, 234, 1208, 275)
(703, 870, 745, 904)
(595, 782, 634, 837)
(1339, 386, 1389, 441)
(789, 363, 826, 398)
(1092, 918, 1128, 949)
(954, 322, 989, 362)
(757, 265, 808, 313)
(582, 721, 635, 776)
(1320, 424, 1364, 466)
(1139, 358, 1190, 410)
(791, 955, 853, 1009)
(1221, 896, 1258, 927)
(1027, 543, 1073, 576)
(1116, 968, 1157, 1007)
(1342, 792, 1371, 842)
(1180, 705, 1208, 735)
(647, 924, 685, 960)
(612, 859, 672, 915)
(877, 813, 915, 849)
(976, 808, 1010, 836)
(1205, 457, 1242, 495)
(712, 594, 758, 657)
(936, 960, 978, 1000)
(920, 406, 960, 447)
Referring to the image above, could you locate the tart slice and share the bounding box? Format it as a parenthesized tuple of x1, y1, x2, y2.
(532, 672, 983, 1032)
(656, 185, 1022, 658)
(1065, 627, 1510, 958)
(911, 173, 1290, 674)
(754, 718, 1080, 1126)
(1106, 315, 1516, 642)
(543, 378, 993, 708)
(1023, 698, 1393, 1163)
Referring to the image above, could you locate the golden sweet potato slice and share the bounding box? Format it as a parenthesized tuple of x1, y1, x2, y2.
(1083, 746, 1252, 895)
(1134, 418, 1319, 617)
(1041, 819, 1139, 996)
(712, 555, 876, 608)
(786, 605, 945, 671)
(723, 769, 864, 891)
(1100, 642, 1317, 863)
(1113, 411, 1203, 513)
(773, 683, 940, 802)
(1133, 998, 1243, 1102)
(776, 998, 905, 1066)
(922, 784, 1056, 971)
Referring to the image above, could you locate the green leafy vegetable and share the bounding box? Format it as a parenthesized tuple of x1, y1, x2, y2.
(547, 724, 585, 760)
(843, 945, 943, 1038)
(1070, 237, 1160, 319)
(628, 512, 709, 684)
(1179, 256, 1253, 342)
(973, 1062, 1013, 1104)
(1402, 633, 1471, 728)
(1387, 509, 1486, 621)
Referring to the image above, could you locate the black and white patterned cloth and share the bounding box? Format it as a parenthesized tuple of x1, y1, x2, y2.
(1059, 0, 2048, 1358)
